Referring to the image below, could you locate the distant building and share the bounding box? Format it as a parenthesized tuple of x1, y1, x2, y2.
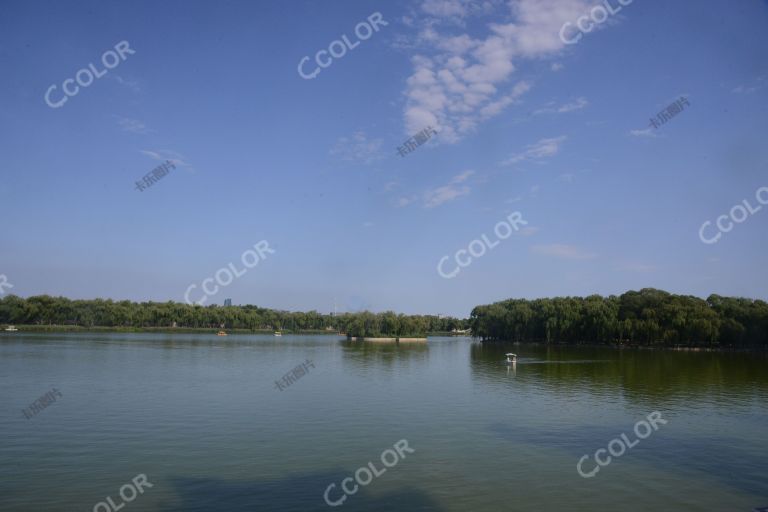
(224, 299, 232, 307)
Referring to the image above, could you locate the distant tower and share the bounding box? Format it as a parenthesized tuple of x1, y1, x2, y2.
(224, 298, 232, 307)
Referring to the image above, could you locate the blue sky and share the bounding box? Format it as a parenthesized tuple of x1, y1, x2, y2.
(1, 0, 767, 317)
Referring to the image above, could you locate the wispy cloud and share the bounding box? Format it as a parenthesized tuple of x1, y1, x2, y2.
(140, 149, 190, 169)
(416, 0, 500, 23)
(395, 195, 417, 208)
(557, 97, 588, 113)
(629, 127, 657, 138)
(633, 92, 690, 134)
(451, 170, 474, 183)
(114, 75, 141, 93)
(402, 0, 594, 142)
(423, 170, 474, 208)
(421, 0, 467, 19)
(732, 74, 766, 94)
(329, 131, 384, 164)
(531, 244, 596, 260)
(533, 97, 588, 115)
(117, 117, 152, 134)
(501, 136, 566, 166)
(384, 181, 399, 192)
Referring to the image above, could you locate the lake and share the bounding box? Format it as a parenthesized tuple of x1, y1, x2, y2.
(1, 333, 766, 511)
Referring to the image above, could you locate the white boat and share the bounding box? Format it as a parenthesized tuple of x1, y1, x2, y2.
(505, 353, 517, 363)
(274, 331, 282, 337)
(4, 325, 18, 332)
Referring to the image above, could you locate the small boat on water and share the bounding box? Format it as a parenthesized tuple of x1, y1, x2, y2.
(217, 331, 227, 336)
(505, 353, 517, 364)
(274, 331, 282, 337)
(4, 325, 18, 332)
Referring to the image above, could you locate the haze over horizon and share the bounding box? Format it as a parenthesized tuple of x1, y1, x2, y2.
(2, 0, 768, 317)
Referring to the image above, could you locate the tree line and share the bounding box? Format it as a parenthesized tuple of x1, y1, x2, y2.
(0, 295, 467, 337)
(5, 289, 766, 346)
(469, 289, 768, 347)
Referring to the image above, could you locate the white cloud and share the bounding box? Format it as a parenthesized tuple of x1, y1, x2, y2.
(479, 81, 532, 119)
(384, 181, 399, 192)
(630, 127, 656, 137)
(424, 185, 470, 208)
(557, 97, 588, 112)
(732, 75, 765, 94)
(417, 0, 501, 22)
(329, 132, 384, 164)
(501, 135, 566, 166)
(451, 170, 474, 183)
(403, 0, 594, 142)
(422, 0, 467, 18)
(114, 75, 141, 93)
(396, 195, 417, 208)
(140, 149, 189, 169)
(533, 96, 588, 114)
(118, 117, 152, 134)
(531, 244, 597, 260)
(423, 170, 475, 208)
(551, 62, 564, 71)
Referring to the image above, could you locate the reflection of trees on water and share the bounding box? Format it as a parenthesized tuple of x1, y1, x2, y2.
(162, 470, 446, 512)
(340, 340, 429, 370)
(488, 421, 768, 497)
(470, 342, 768, 407)
(25, 332, 342, 352)
(141, 333, 331, 350)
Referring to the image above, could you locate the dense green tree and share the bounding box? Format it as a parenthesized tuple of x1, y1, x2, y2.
(0, 295, 465, 337)
(470, 289, 767, 347)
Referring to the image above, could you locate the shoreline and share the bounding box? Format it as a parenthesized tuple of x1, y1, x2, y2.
(3, 326, 762, 351)
(348, 337, 428, 343)
(0, 325, 342, 335)
(477, 340, 768, 352)
(0, 325, 452, 337)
